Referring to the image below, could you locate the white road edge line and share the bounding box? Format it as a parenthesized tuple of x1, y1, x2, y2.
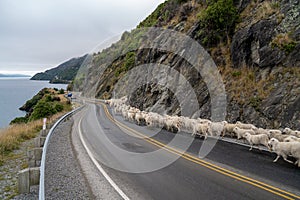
(78, 117, 131, 200)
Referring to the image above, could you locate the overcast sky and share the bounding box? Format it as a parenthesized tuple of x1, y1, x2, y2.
(0, 0, 165, 75)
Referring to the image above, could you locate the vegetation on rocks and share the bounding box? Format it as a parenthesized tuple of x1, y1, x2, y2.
(197, 0, 239, 46)
(1, 88, 71, 166)
(31, 54, 87, 83)
(12, 88, 71, 124)
(75, 0, 300, 129)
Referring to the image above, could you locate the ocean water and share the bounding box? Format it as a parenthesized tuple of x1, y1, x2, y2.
(0, 78, 67, 128)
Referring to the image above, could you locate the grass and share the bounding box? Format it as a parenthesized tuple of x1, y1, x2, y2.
(220, 65, 300, 108)
(237, 0, 280, 29)
(220, 65, 275, 105)
(271, 33, 297, 54)
(0, 108, 72, 166)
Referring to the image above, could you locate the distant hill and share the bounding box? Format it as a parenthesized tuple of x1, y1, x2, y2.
(0, 74, 30, 77)
(31, 54, 87, 83)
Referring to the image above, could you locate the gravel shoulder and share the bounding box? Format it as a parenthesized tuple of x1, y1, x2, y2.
(0, 138, 37, 200)
(45, 118, 92, 199)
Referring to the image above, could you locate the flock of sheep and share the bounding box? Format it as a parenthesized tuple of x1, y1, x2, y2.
(105, 97, 300, 168)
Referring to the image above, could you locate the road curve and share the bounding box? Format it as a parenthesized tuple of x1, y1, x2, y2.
(76, 103, 300, 200)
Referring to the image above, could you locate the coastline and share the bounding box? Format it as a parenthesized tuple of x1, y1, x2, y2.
(0, 78, 67, 129)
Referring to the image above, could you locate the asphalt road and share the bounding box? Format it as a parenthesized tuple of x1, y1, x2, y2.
(76, 103, 300, 200)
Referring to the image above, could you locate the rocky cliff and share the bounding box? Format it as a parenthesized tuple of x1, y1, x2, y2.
(76, 0, 300, 129)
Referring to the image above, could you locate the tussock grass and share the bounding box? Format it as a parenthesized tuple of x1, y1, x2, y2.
(237, 0, 280, 29)
(0, 111, 70, 165)
(220, 65, 275, 105)
(220, 65, 300, 106)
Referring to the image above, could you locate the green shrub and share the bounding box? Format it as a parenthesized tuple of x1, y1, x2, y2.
(137, 2, 166, 27)
(59, 88, 65, 94)
(175, 0, 188, 4)
(198, 0, 239, 46)
(10, 117, 28, 124)
(124, 52, 136, 70)
(45, 95, 53, 102)
(250, 97, 262, 111)
(54, 104, 64, 112)
(29, 101, 57, 121)
(232, 71, 241, 77)
(283, 42, 296, 54)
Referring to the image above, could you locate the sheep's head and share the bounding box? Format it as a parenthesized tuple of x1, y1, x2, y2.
(282, 128, 290, 134)
(222, 121, 228, 125)
(233, 127, 239, 132)
(244, 132, 251, 139)
(268, 138, 279, 150)
(251, 126, 258, 131)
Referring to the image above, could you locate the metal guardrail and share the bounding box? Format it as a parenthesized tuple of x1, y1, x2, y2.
(39, 106, 84, 200)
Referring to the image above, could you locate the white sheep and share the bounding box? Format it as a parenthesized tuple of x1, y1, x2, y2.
(254, 128, 269, 135)
(181, 118, 197, 133)
(243, 132, 269, 150)
(127, 107, 138, 122)
(268, 138, 300, 167)
(135, 111, 145, 125)
(233, 127, 256, 140)
(268, 129, 282, 137)
(192, 121, 210, 138)
(208, 121, 226, 137)
(236, 121, 257, 130)
(197, 118, 211, 124)
(223, 123, 236, 138)
(268, 130, 290, 142)
(283, 128, 300, 138)
(283, 135, 300, 143)
(163, 116, 181, 133)
(145, 112, 164, 128)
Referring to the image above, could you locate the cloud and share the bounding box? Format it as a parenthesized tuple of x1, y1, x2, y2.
(0, 0, 165, 73)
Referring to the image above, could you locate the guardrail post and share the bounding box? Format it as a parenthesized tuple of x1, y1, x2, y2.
(27, 148, 43, 167)
(18, 168, 30, 193)
(18, 167, 40, 194)
(34, 137, 46, 148)
(40, 129, 48, 137)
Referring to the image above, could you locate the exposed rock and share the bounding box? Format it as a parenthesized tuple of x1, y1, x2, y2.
(231, 19, 286, 68)
(77, 0, 300, 130)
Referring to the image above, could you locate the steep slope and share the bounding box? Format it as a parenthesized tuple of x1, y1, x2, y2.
(76, 0, 300, 129)
(31, 54, 87, 83)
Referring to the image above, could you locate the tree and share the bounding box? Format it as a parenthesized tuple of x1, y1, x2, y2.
(198, 0, 238, 46)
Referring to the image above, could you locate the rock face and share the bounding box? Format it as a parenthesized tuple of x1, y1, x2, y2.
(77, 0, 300, 130)
(231, 19, 285, 68)
(231, 0, 300, 68)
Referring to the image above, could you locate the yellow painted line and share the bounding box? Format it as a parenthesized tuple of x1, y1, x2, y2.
(99, 102, 299, 200)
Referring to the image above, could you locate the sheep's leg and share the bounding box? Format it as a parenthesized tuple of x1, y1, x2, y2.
(282, 155, 294, 164)
(221, 131, 224, 139)
(191, 129, 196, 137)
(273, 155, 280, 162)
(249, 145, 253, 151)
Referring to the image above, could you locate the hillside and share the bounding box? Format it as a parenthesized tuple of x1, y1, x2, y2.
(31, 54, 87, 83)
(75, 0, 300, 129)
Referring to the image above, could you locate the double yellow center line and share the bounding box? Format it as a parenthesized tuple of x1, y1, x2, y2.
(99, 102, 299, 200)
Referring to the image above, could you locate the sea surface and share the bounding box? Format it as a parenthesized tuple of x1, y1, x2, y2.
(0, 78, 67, 128)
